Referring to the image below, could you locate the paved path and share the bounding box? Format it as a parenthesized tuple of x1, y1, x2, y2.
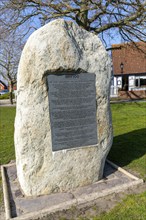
(110, 99, 146, 104)
(0, 99, 16, 107)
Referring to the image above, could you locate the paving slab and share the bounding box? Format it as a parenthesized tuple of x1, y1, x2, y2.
(1, 160, 143, 220)
(0, 99, 16, 106)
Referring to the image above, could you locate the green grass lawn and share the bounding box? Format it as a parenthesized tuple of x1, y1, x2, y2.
(0, 102, 146, 218)
(109, 102, 146, 180)
(0, 107, 16, 165)
(95, 191, 146, 220)
(0, 106, 16, 203)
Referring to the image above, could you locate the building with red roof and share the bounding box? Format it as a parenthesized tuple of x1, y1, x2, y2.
(112, 41, 146, 92)
(0, 80, 7, 91)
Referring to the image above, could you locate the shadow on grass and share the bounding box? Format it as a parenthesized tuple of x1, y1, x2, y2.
(108, 128, 146, 168)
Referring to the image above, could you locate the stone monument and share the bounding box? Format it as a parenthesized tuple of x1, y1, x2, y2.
(14, 19, 113, 197)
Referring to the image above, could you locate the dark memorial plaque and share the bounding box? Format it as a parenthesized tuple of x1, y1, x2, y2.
(47, 73, 97, 151)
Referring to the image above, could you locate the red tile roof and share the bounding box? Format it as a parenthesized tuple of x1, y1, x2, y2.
(0, 80, 7, 90)
(112, 42, 146, 75)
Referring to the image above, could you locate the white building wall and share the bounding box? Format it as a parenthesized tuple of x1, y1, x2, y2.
(114, 76, 122, 89)
(129, 75, 135, 91)
(129, 75, 146, 91)
(112, 74, 146, 93)
(110, 76, 122, 97)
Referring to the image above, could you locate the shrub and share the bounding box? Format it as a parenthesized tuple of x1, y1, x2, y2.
(0, 93, 15, 100)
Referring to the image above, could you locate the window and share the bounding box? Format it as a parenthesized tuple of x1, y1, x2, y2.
(140, 78, 146, 87)
(135, 76, 146, 88)
(135, 79, 139, 87)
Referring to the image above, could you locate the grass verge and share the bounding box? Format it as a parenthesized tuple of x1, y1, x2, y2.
(109, 102, 146, 180)
(0, 93, 15, 100)
(0, 107, 16, 165)
(0, 106, 16, 204)
(95, 191, 146, 220)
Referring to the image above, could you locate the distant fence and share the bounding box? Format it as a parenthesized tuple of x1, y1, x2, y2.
(119, 90, 146, 100)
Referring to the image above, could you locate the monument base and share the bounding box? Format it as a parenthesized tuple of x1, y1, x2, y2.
(1, 160, 143, 220)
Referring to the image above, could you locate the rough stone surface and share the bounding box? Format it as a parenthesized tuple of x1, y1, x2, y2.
(14, 19, 113, 196)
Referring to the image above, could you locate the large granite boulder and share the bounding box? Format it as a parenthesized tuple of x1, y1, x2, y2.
(15, 19, 113, 196)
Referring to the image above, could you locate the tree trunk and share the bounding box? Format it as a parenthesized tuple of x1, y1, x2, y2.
(9, 81, 13, 105)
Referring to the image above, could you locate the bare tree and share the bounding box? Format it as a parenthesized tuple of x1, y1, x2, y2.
(0, 1, 145, 105)
(0, 35, 23, 104)
(0, 0, 146, 48)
